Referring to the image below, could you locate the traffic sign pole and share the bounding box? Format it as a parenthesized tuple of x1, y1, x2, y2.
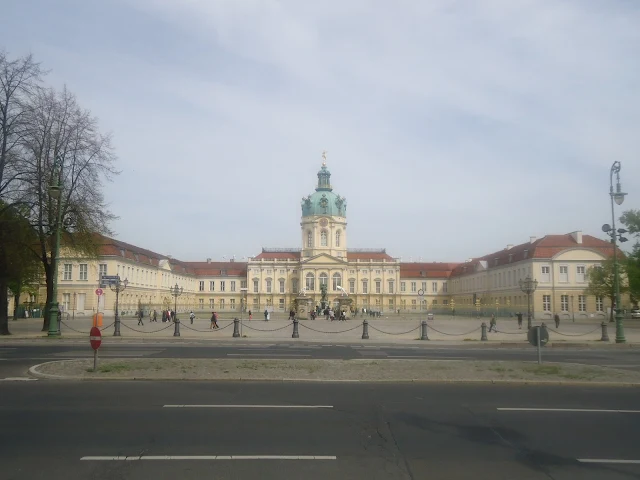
(90, 326, 102, 372)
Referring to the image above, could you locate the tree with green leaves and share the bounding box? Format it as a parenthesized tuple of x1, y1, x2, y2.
(583, 259, 628, 323)
(320, 282, 328, 309)
(620, 209, 640, 305)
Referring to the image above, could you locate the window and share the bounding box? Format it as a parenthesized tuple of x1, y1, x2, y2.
(336, 231, 341, 247)
(266, 269, 272, 275)
(63, 293, 70, 312)
(220, 281, 226, 292)
(421, 300, 427, 310)
(389, 299, 394, 308)
(432, 282, 438, 293)
(199, 298, 204, 308)
(292, 279, 298, 293)
(443, 282, 448, 293)
(241, 280, 247, 289)
(321, 230, 328, 246)
(375, 280, 381, 294)
(209, 299, 215, 309)
(231, 281, 236, 292)
(307, 231, 313, 247)
(253, 279, 259, 293)
(376, 270, 381, 275)
(543, 295, 551, 312)
(401, 282, 406, 292)
(230, 299, 236, 309)
(559, 265, 568, 283)
(266, 279, 272, 293)
(349, 279, 355, 294)
(319, 273, 328, 286)
(279, 279, 285, 293)
(362, 280, 368, 294)
(79, 264, 88, 281)
(209, 281, 214, 291)
(576, 266, 586, 283)
(524, 249, 529, 259)
(411, 299, 416, 310)
(99, 264, 107, 277)
(306, 273, 315, 291)
(332, 273, 341, 291)
(375, 299, 381, 307)
(219, 299, 225, 309)
(350, 270, 355, 274)
(401, 300, 406, 310)
(596, 296, 603, 312)
(443, 299, 449, 305)
(578, 295, 586, 312)
(280, 269, 285, 274)
(279, 298, 285, 310)
(561, 294, 569, 312)
(362, 270, 368, 274)
(388, 280, 394, 294)
(199, 281, 205, 292)
(64, 264, 72, 280)
(541, 266, 550, 283)
(422, 281, 427, 292)
(411, 282, 417, 292)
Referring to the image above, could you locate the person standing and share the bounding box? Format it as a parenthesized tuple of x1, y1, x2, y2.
(189, 310, 195, 324)
(489, 314, 497, 332)
(137, 309, 144, 326)
(248, 310, 252, 320)
(289, 308, 296, 321)
(554, 313, 560, 328)
(264, 309, 269, 321)
(516, 312, 522, 329)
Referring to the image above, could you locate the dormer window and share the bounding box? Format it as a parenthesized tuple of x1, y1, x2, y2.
(120, 249, 125, 257)
(508, 254, 513, 263)
(494, 258, 499, 266)
(524, 249, 529, 259)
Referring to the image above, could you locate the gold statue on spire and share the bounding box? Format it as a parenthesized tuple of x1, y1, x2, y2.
(321, 150, 327, 166)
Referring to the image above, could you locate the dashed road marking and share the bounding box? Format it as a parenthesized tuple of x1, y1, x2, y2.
(81, 455, 337, 461)
(497, 408, 640, 413)
(164, 404, 333, 409)
(0, 377, 38, 381)
(578, 459, 640, 464)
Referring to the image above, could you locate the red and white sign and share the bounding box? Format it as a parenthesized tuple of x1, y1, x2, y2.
(95, 288, 103, 296)
(90, 327, 102, 350)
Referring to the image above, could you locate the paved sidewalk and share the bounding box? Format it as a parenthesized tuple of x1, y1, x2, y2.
(4, 313, 640, 345)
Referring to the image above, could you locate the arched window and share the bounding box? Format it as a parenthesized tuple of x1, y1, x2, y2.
(319, 273, 328, 286)
(252, 278, 259, 293)
(336, 230, 341, 247)
(266, 278, 272, 293)
(292, 278, 299, 293)
(305, 273, 315, 291)
(278, 278, 285, 293)
(321, 230, 328, 246)
(307, 231, 313, 248)
(362, 279, 368, 294)
(332, 273, 342, 291)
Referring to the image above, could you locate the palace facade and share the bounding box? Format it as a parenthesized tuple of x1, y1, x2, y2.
(11, 162, 626, 319)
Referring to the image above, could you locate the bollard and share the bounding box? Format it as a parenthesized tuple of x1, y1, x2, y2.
(292, 318, 300, 338)
(600, 322, 609, 342)
(173, 317, 180, 337)
(233, 318, 240, 338)
(420, 320, 429, 340)
(362, 320, 369, 340)
(481, 322, 488, 341)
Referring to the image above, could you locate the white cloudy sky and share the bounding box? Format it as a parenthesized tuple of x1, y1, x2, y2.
(3, 0, 639, 262)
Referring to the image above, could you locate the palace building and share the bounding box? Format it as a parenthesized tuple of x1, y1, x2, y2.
(11, 161, 626, 320)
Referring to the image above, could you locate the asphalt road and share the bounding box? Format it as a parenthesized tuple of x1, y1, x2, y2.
(1, 381, 639, 479)
(1, 342, 640, 380)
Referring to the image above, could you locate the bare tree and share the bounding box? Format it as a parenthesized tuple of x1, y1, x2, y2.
(0, 51, 44, 209)
(20, 86, 119, 331)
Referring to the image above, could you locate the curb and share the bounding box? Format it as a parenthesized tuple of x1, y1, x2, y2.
(27, 359, 640, 387)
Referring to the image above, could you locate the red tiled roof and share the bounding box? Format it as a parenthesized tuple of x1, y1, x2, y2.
(253, 252, 301, 260)
(346, 252, 395, 261)
(400, 262, 459, 278)
(183, 261, 248, 277)
(450, 233, 615, 277)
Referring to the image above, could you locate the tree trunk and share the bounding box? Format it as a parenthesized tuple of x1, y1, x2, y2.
(41, 261, 52, 331)
(0, 277, 10, 335)
(609, 295, 615, 323)
(12, 288, 20, 321)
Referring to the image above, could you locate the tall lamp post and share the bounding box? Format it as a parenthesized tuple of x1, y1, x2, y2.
(169, 283, 184, 320)
(109, 277, 129, 336)
(519, 275, 538, 330)
(47, 159, 64, 337)
(603, 161, 628, 343)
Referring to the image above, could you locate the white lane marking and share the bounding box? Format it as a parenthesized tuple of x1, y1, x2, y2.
(225, 352, 311, 357)
(81, 455, 337, 461)
(387, 356, 465, 360)
(0, 377, 38, 381)
(497, 408, 640, 413)
(578, 459, 640, 464)
(163, 405, 333, 409)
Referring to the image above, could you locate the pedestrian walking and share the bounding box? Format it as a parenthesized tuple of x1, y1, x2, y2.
(516, 312, 522, 329)
(489, 313, 497, 332)
(554, 313, 560, 328)
(289, 308, 296, 321)
(189, 310, 195, 324)
(249, 310, 252, 320)
(264, 309, 269, 321)
(137, 310, 144, 326)
(210, 311, 219, 329)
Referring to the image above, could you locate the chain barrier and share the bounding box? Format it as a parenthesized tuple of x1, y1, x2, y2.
(120, 322, 174, 334)
(241, 322, 293, 332)
(298, 322, 362, 334)
(494, 329, 525, 335)
(180, 322, 234, 333)
(59, 320, 90, 334)
(100, 321, 115, 332)
(368, 323, 420, 336)
(429, 325, 483, 336)
(546, 325, 601, 337)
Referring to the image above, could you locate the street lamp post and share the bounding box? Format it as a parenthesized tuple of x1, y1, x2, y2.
(47, 160, 64, 337)
(519, 275, 538, 330)
(169, 283, 184, 320)
(72, 292, 77, 321)
(603, 161, 628, 343)
(109, 277, 129, 336)
(570, 295, 575, 322)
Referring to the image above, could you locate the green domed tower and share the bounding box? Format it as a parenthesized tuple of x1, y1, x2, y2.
(300, 158, 347, 259)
